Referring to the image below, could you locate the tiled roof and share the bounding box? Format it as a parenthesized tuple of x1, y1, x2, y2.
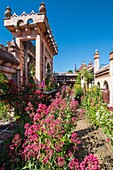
(95, 64, 109, 75)
(0, 48, 19, 66)
(78, 63, 88, 71)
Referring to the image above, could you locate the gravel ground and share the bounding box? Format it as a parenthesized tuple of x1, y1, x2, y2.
(75, 115, 113, 170)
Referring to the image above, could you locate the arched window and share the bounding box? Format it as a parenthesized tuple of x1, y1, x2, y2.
(97, 82, 100, 87)
(103, 80, 109, 90)
(27, 19, 33, 24)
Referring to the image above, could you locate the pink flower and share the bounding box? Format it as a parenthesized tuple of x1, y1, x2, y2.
(42, 157, 49, 164)
(71, 132, 78, 138)
(68, 158, 80, 170)
(68, 150, 73, 157)
(105, 137, 111, 143)
(57, 157, 65, 167)
(80, 154, 100, 170)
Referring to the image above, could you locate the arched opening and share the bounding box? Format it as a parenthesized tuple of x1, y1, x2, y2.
(47, 63, 51, 76)
(17, 20, 24, 26)
(102, 80, 109, 104)
(27, 18, 33, 24)
(97, 82, 100, 88)
(45, 62, 51, 81)
(103, 80, 109, 90)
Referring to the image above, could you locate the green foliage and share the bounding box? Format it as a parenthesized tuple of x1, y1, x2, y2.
(73, 84, 83, 99)
(68, 70, 73, 73)
(81, 86, 103, 121)
(0, 73, 7, 82)
(0, 73, 10, 120)
(29, 63, 35, 77)
(44, 78, 54, 91)
(81, 86, 113, 146)
(76, 69, 93, 85)
(0, 102, 9, 120)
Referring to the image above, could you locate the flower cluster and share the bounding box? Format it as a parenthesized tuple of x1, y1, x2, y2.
(80, 154, 100, 170)
(2, 86, 100, 169)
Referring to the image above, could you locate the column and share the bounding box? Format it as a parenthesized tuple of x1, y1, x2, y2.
(43, 44, 46, 80)
(16, 38, 23, 83)
(51, 57, 53, 80)
(94, 50, 100, 82)
(36, 35, 41, 83)
(24, 46, 28, 84)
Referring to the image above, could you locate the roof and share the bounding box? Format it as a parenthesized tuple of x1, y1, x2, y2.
(0, 47, 19, 66)
(95, 64, 110, 77)
(78, 63, 88, 71)
(96, 64, 109, 74)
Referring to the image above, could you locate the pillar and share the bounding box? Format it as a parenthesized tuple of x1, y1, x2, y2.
(94, 49, 100, 75)
(16, 38, 23, 83)
(24, 45, 28, 83)
(109, 51, 113, 106)
(36, 35, 41, 83)
(43, 44, 46, 80)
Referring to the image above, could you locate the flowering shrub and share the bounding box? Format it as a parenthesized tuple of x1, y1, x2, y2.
(0, 79, 45, 119)
(1, 86, 100, 169)
(81, 86, 113, 146)
(81, 86, 103, 121)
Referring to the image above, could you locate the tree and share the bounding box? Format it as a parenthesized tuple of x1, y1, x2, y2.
(75, 69, 93, 88)
(68, 70, 73, 74)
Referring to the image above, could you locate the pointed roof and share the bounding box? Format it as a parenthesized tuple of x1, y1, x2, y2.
(78, 61, 88, 71)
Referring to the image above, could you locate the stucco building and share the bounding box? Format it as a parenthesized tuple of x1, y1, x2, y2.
(94, 49, 113, 106)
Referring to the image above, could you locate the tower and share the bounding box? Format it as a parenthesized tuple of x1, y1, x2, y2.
(94, 49, 100, 75)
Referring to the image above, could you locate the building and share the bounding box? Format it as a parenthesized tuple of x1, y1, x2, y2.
(94, 49, 113, 106)
(54, 61, 93, 88)
(0, 2, 58, 84)
(54, 72, 78, 87)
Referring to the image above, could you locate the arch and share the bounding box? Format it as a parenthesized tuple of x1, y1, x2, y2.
(47, 63, 51, 73)
(97, 81, 100, 87)
(103, 80, 109, 90)
(17, 19, 24, 27)
(27, 18, 33, 24)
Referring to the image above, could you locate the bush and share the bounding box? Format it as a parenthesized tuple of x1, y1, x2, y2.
(0, 102, 9, 120)
(81, 86, 113, 146)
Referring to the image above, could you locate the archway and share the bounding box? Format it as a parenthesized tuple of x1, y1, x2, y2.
(103, 80, 109, 90)
(102, 80, 109, 104)
(46, 63, 51, 79)
(97, 81, 100, 88)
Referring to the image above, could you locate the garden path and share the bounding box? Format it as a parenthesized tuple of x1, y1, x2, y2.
(75, 114, 113, 170)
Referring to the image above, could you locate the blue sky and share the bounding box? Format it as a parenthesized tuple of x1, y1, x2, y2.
(1, 0, 113, 72)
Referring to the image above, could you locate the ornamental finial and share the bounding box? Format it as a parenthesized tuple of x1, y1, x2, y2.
(39, 2, 46, 14)
(4, 6, 12, 18)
